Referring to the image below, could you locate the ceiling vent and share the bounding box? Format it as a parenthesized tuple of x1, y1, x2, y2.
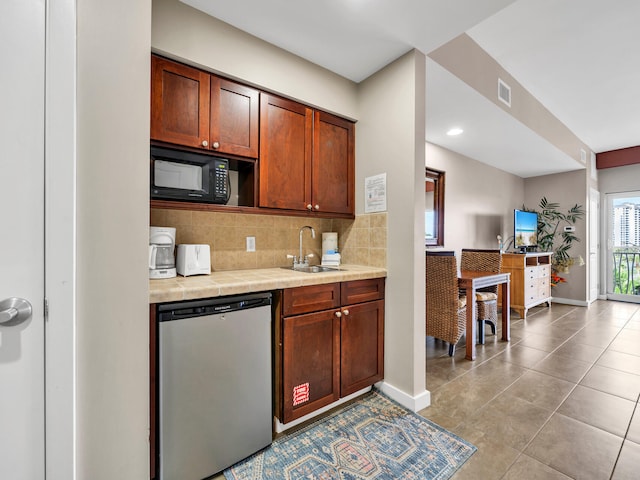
(498, 78, 511, 107)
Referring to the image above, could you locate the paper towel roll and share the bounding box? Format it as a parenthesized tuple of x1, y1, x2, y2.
(322, 232, 338, 255)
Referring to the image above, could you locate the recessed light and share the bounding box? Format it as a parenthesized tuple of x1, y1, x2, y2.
(446, 128, 464, 136)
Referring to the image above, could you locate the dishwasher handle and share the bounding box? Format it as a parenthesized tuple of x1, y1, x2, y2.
(157, 292, 272, 322)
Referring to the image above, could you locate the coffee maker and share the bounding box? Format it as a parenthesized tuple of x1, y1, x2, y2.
(149, 226, 177, 279)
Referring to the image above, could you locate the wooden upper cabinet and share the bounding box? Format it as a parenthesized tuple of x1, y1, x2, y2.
(259, 94, 313, 210)
(260, 95, 355, 215)
(151, 55, 259, 158)
(211, 77, 259, 158)
(312, 111, 355, 215)
(151, 55, 355, 215)
(151, 56, 210, 148)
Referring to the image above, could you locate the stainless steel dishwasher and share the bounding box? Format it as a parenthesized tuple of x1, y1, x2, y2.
(157, 292, 272, 480)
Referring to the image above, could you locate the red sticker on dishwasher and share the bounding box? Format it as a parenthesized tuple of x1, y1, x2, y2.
(292, 383, 310, 406)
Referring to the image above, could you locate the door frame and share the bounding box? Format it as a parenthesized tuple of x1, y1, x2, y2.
(588, 188, 599, 303)
(45, 0, 77, 478)
(604, 191, 640, 303)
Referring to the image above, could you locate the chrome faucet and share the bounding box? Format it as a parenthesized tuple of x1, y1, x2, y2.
(293, 225, 316, 268)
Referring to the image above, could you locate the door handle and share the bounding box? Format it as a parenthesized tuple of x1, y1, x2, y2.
(0, 297, 32, 326)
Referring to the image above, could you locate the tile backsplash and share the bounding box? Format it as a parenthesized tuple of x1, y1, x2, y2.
(150, 209, 387, 271)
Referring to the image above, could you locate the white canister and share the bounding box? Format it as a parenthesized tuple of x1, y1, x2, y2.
(322, 232, 338, 255)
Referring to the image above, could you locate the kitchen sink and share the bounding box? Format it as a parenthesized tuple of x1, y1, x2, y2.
(282, 265, 343, 273)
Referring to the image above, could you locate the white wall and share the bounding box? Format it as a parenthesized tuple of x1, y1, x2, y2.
(524, 170, 589, 302)
(357, 50, 428, 407)
(76, 0, 151, 478)
(426, 142, 525, 254)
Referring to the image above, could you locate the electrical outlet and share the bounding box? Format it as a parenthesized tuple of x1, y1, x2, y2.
(246, 236, 256, 252)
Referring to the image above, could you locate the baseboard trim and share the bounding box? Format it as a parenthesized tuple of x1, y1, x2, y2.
(274, 386, 372, 433)
(375, 381, 431, 412)
(551, 297, 589, 307)
(274, 382, 433, 433)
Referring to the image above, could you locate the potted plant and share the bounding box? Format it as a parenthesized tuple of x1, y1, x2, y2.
(527, 197, 585, 284)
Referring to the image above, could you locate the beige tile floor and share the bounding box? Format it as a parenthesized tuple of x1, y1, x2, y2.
(209, 300, 638, 480)
(420, 300, 640, 480)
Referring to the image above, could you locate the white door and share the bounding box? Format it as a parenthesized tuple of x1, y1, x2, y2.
(589, 188, 599, 303)
(0, 1, 46, 479)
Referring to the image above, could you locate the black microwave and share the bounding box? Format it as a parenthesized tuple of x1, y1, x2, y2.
(150, 146, 230, 204)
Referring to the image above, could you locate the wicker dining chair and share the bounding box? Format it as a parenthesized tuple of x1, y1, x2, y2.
(426, 251, 467, 356)
(461, 249, 502, 344)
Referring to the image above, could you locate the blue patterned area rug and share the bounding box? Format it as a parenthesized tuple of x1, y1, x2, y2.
(224, 390, 476, 480)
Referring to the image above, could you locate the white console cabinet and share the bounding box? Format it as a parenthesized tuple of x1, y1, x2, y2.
(501, 252, 552, 319)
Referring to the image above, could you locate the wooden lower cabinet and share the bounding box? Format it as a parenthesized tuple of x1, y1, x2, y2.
(282, 310, 340, 422)
(276, 278, 385, 424)
(501, 252, 552, 319)
(340, 299, 385, 397)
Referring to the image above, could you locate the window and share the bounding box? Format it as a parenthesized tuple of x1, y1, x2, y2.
(425, 168, 445, 247)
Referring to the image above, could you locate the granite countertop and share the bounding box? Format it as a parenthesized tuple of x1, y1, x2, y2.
(150, 264, 387, 303)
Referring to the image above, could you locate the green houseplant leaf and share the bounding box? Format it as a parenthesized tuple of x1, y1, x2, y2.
(523, 197, 585, 275)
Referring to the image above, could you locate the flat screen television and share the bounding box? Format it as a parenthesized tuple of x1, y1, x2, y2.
(514, 209, 538, 252)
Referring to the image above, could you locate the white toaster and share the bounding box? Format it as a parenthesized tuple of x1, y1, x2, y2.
(176, 244, 211, 276)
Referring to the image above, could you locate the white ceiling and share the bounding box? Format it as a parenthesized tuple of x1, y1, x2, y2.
(468, 0, 640, 155)
(182, 0, 516, 82)
(180, 0, 640, 178)
(425, 58, 583, 178)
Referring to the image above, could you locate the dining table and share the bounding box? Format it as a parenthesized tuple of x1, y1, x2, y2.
(458, 270, 511, 360)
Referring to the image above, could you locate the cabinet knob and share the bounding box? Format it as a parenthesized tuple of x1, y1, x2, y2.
(314, 204, 320, 210)
(212, 141, 220, 149)
(335, 311, 342, 318)
(201, 140, 208, 147)
(306, 204, 313, 210)
(342, 309, 349, 316)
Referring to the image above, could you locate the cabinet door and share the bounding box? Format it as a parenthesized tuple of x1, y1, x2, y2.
(340, 300, 384, 397)
(259, 94, 312, 210)
(282, 310, 340, 423)
(150, 55, 210, 148)
(312, 111, 355, 215)
(210, 77, 259, 158)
